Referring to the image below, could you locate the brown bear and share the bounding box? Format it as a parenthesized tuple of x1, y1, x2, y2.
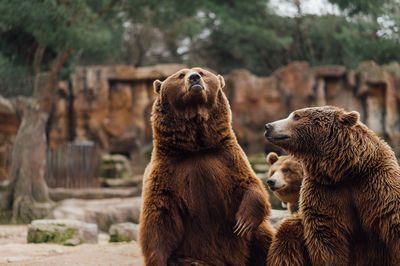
(265, 106, 400, 265)
(266, 152, 303, 213)
(139, 68, 274, 266)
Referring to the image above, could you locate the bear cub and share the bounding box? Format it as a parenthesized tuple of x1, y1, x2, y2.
(266, 152, 303, 213)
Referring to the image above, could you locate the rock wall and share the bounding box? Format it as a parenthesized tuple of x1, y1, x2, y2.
(1, 61, 400, 180)
(226, 61, 400, 155)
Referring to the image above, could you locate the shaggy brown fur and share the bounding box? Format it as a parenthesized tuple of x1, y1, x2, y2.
(267, 214, 311, 266)
(266, 152, 303, 213)
(265, 106, 400, 265)
(139, 68, 274, 266)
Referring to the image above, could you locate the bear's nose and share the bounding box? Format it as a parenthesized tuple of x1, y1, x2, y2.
(266, 179, 276, 188)
(265, 123, 273, 135)
(188, 73, 201, 85)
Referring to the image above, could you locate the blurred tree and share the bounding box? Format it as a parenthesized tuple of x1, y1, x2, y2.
(327, 0, 392, 16)
(119, 0, 205, 66)
(325, 0, 400, 67)
(0, 0, 121, 222)
(194, 0, 292, 75)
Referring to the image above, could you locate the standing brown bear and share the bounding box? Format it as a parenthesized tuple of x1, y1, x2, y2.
(266, 152, 303, 214)
(265, 106, 400, 265)
(139, 68, 274, 266)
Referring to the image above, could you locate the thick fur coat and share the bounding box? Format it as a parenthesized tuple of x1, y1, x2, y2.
(139, 68, 274, 266)
(265, 106, 400, 265)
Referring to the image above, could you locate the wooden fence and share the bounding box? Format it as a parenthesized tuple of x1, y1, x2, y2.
(0, 142, 101, 188)
(46, 142, 101, 188)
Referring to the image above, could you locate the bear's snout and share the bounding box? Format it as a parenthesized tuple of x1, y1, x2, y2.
(264, 120, 290, 142)
(265, 123, 273, 137)
(187, 73, 204, 93)
(266, 179, 276, 189)
(189, 73, 201, 85)
(265, 123, 272, 132)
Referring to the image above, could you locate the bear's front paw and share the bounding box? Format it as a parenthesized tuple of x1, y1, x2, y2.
(233, 216, 258, 238)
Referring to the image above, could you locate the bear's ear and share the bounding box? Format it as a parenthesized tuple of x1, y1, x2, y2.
(153, 79, 162, 94)
(218, 74, 225, 89)
(339, 111, 359, 127)
(266, 152, 279, 165)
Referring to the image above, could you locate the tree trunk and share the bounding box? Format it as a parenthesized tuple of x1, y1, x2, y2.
(8, 73, 53, 222)
(3, 3, 112, 221)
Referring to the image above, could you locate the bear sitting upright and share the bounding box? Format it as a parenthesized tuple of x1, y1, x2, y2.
(265, 106, 400, 265)
(266, 152, 303, 213)
(139, 68, 274, 266)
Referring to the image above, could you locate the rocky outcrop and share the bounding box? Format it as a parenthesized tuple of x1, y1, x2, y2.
(2, 62, 400, 182)
(226, 70, 283, 153)
(70, 64, 184, 174)
(269, 209, 291, 229)
(109, 222, 139, 242)
(51, 197, 142, 231)
(225, 62, 400, 155)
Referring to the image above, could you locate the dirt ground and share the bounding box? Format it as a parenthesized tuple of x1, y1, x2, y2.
(0, 225, 143, 266)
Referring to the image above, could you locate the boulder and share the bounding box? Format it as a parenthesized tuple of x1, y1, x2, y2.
(52, 197, 142, 231)
(109, 222, 139, 242)
(27, 219, 98, 245)
(100, 175, 143, 188)
(99, 154, 133, 179)
(269, 209, 291, 229)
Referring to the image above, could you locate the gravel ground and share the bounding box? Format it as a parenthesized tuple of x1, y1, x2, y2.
(0, 225, 143, 266)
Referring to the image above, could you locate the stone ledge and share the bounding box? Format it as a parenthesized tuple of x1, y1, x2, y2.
(49, 187, 141, 201)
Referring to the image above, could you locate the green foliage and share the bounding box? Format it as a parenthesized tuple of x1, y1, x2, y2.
(1, 0, 400, 95)
(203, 1, 292, 74)
(328, 0, 392, 16)
(0, 54, 33, 96)
(0, 1, 116, 53)
(0, 0, 124, 96)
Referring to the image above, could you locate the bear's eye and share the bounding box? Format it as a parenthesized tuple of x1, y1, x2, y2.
(199, 71, 205, 77)
(178, 73, 185, 79)
(282, 168, 289, 173)
(293, 114, 301, 121)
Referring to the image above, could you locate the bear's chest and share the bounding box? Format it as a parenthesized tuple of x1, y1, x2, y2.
(302, 180, 360, 230)
(172, 155, 241, 222)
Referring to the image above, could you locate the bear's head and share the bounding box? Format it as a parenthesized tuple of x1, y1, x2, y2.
(151, 68, 234, 154)
(153, 67, 225, 114)
(264, 106, 360, 158)
(264, 106, 361, 184)
(266, 152, 303, 212)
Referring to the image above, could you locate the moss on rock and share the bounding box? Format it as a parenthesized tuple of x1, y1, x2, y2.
(27, 219, 98, 246)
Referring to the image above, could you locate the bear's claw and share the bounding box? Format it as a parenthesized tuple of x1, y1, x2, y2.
(233, 217, 253, 237)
